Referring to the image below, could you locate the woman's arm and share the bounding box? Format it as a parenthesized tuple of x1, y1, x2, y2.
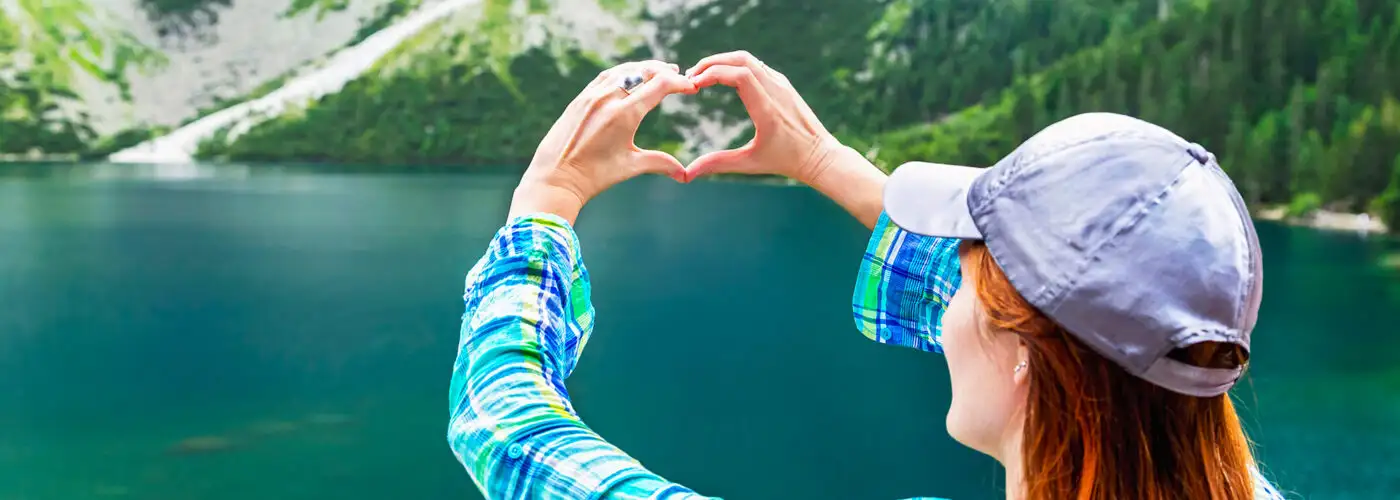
(448, 59, 714, 499)
(805, 143, 888, 230)
(449, 214, 713, 499)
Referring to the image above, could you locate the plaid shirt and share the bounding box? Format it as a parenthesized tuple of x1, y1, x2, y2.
(449, 212, 1281, 500)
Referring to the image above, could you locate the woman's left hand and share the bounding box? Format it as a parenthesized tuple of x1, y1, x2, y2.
(509, 60, 698, 224)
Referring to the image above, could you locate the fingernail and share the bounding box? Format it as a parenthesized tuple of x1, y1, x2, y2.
(670, 63, 680, 73)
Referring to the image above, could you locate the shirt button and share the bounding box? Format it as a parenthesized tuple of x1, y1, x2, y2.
(507, 443, 524, 459)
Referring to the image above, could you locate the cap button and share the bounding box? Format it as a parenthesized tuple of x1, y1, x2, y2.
(1187, 142, 1215, 164)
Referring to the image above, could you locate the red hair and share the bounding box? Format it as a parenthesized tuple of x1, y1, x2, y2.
(963, 241, 1257, 500)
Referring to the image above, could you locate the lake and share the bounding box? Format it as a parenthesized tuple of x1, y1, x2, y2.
(0, 163, 1397, 500)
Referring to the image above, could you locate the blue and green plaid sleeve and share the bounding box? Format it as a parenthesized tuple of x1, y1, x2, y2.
(852, 212, 962, 354)
(449, 213, 716, 500)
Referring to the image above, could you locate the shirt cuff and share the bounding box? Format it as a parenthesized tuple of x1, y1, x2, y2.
(851, 212, 962, 353)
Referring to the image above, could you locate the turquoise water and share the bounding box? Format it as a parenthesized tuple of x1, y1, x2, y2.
(0, 164, 1397, 499)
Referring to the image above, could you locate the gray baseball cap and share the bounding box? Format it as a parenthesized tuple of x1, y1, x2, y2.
(883, 112, 1262, 397)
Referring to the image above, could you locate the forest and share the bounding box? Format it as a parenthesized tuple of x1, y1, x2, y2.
(3, 0, 1400, 229)
(858, 0, 1400, 228)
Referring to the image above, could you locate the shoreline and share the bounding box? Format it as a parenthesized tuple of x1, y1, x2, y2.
(0, 154, 80, 162)
(0, 157, 1394, 236)
(1253, 206, 1389, 235)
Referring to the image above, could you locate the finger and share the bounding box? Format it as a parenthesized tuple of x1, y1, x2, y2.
(575, 60, 680, 112)
(765, 63, 794, 90)
(686, 141, 756, 179)
(688, 64, 774, 117)
(633, 149, 687, 183)
(685, 50, 764, 79)
(590, 60, 678, 93)
(687, 51, 800, 100)
(628, 60, 677, 82)
(566, 62, 684, 148)
(622, 72, 697, 118)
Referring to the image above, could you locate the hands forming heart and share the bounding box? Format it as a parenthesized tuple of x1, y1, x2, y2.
(508, 51, 846, 224)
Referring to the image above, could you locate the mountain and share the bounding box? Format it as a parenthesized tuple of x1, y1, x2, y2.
(3, 0, 1399, 229)
(1, 0, 391, 157)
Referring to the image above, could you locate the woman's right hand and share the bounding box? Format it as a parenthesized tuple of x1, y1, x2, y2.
(683, 51, 843, 184)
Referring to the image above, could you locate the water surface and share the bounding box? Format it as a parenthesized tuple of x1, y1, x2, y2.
(1, 164, 1397, 499)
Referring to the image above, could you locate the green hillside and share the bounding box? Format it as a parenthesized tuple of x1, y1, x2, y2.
(847, 0, 1192, 133)
(4, 0, 1400, 228)
(194, 0, 892, 163)
(197, 0, 1184, 163)
(0, 0, 165, 156)
(865, 0, 1400, 226)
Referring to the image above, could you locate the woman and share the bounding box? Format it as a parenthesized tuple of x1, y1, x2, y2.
(448, 52, 1285, 499)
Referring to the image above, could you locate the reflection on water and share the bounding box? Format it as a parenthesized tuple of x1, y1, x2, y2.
(0, 162, 252, 181)
(0, 162, 527, 180)
(0, 163, 1397, 500)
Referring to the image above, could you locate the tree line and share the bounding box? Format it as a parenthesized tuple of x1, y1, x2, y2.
(863, 0, 1400, 226)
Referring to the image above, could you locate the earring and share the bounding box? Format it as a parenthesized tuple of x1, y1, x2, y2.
(1013, 361, 1027, 373)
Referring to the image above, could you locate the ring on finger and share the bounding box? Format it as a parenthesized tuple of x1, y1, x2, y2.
(615, 73, 645, 95)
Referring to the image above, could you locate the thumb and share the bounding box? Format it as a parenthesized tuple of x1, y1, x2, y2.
(686, 141, 755, 180)
(633, 149, 687, 183)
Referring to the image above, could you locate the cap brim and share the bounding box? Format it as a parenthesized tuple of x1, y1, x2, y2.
(883, 162, 986, 239)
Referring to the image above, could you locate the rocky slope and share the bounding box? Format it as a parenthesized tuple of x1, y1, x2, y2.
(1, 0, 390, 157)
